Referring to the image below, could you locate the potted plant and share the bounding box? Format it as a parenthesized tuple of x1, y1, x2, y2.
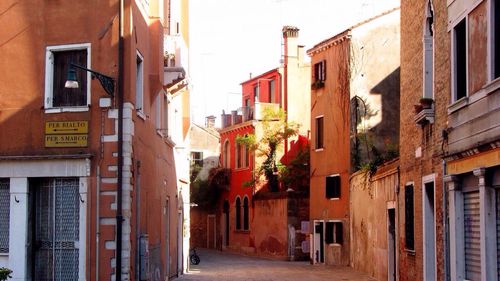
(0, 267, 12, 281)
(419, 97, 434, 109)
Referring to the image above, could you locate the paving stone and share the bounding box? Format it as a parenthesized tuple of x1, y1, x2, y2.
(176, 249, 377, 281)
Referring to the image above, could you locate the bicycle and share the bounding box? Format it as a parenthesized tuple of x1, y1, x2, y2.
(190, 248, 200, 265)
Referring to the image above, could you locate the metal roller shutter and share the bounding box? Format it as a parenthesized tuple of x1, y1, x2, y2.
(464, 191, 481, 281)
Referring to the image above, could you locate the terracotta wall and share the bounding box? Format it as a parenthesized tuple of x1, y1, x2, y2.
(350, 161, 398, 281)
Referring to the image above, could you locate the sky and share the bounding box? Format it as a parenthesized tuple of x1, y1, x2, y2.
(188, 0, 400, 126)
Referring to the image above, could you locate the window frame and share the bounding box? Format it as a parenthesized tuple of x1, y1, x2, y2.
(0, 179, 9, 254)
(315, 116, 324, 150)
(191, 151, 203, 167)
(223, 139, 230, 168)
(490, 0, 500, 80)
(451, 16, 468, 103)
(44, 43, 91, 113)
(136, 51, 145, 117)
(268, 79, 275, 103)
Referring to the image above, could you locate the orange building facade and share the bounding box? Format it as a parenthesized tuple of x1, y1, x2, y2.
(0, 0, 184, 280)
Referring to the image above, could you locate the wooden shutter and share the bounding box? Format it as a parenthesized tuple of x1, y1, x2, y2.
(322, 60, 326, 81)
(464, 191, 481, 280)
(335, 222, 343, 244)
(325, 222, 334, 244)
(405, 185, 414, 250)
(53, 50, 87, 107)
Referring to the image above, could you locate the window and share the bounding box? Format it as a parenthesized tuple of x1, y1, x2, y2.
(236, 143, 242, 168)
(268, 80, 275, 103)
(0, 179, 9, 253)
(325, 221, 343, 244)
(315, 116, 324, 149)
(136, 52, 144, 112)
(45, 44, 90, 110)
(223, 140, 230, 168)
(235, 197, 241, 230)
(494, 0, 500, 79)
(326, 175, 341, 199)
(244, 144, 249, 168)
(405, 184, 415, 250)
(243, 197, 249, 230)
(191, 151, 203, 167)
(423, 0, 434, 98)
(313, 60, 326, 88)
(453, 19, 467, 101)
(254, 84, 259, 102)
(163, 93, 170, 136)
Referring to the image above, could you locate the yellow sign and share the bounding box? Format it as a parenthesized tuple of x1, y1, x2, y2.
(45, 121, 88, 134)
(45, 134, 88, 147)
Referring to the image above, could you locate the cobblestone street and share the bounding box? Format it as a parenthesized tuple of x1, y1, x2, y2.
(177, 249, 377, 281)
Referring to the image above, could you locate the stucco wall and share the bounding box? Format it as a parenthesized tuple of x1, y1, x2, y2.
(350, 161, 398, 281)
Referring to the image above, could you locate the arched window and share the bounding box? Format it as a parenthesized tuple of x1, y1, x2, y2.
(243, 196, 249, 230)
(223, 139, 230, 168)
(235, 142, 242, 168)
(235, 197, 241, 230)
(244, 144, 249, 168)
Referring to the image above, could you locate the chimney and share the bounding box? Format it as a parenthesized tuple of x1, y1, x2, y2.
(205, 115, 216, 129)
(282, 26, 299, 60)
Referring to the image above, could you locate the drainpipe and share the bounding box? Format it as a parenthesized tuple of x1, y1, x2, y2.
(96, 167, 101, 281)
(135, 160, 141, 281)
(442, 160, 449, 281)
(116, 0, 125, 279)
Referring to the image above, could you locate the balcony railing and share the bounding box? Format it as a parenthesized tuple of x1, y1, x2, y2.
(220, 102, 280, 129)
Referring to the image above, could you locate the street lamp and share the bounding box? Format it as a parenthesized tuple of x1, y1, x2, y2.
(65, 63, 115, 97)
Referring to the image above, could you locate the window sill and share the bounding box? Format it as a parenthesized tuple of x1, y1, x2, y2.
(315, 148, 324, 152)
(45, 106, 89, 113)
(234, 230, 250, 234)
(447, 96, 468, 114)
(0, 252, 8, 256)
(136, 110, 146, 120)
(234, 167, 250, 171)
(328, 197, 340, 201)
(404, 248, 416, 256)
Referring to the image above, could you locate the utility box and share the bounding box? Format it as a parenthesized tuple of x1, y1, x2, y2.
(140, 234, 150, 280)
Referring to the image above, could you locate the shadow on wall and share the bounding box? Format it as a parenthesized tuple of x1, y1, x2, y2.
(350, 67, 400, 171)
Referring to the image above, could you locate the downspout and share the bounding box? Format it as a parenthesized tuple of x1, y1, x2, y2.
(96, 167, 101, 281)
(135, 160, 141, 281)
(283, 40, 289, 158)
(442, 160, 449, 281)
(116, 0, 125, 279)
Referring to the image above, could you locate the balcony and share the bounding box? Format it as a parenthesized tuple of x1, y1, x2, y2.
(414, 98, 435, 125)
(220, 102, 280, 129)
(447, 79, 500, 155)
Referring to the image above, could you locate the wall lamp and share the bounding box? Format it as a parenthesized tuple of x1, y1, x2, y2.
(65, 63, 115, 97)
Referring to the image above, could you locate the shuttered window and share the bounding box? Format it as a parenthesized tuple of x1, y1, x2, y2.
(464, 191, 481, 280)
(243, 197, 249, 230)
(315, 116, 324, 149)
(0, 179, 9, 253)
(52, 50, 88, 107)
(405, 184, 415, 250)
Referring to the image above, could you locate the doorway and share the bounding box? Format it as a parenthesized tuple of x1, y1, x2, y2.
(29, 178, 81, 281)
(313, 221, 324, 264)
(387, 208, 396, 281)
(423, 180, 436, 281)
(207, 215, 216, 249)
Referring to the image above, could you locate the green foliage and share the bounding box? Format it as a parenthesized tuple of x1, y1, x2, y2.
(0, 268, 12, 281)
(190, 163, 203, 183)
(236, 108, 300, 192)
(190, 178, 219, 211)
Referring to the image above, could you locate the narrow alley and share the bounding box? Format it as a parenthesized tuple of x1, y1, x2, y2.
(177, 249, 377, 281)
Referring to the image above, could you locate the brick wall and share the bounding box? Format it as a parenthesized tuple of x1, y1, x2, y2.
(400, 0, 450, 280)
